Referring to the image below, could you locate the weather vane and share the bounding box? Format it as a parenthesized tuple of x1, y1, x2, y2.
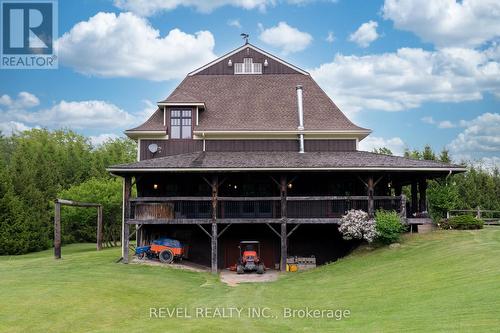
(240, 33, 249, 44)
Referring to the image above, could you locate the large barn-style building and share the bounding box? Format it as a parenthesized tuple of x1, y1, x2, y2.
(108, 43, 465, 273)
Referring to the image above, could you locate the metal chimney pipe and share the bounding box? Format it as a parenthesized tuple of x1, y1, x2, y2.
(296, 85, 305, 153)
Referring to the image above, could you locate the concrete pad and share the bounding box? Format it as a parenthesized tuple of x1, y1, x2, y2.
(131, 258, 209, 272)
(219, 269, 280, 287)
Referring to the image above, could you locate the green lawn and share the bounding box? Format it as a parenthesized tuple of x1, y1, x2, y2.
(1, 228, 499, 333)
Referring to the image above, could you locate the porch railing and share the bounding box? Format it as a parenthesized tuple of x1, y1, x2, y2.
(130, 196, 404, 221)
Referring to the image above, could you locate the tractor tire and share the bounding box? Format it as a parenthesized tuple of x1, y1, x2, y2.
(256, 263, 265, 274)
(159, 249, 174, 264)
(236, 264, 244, 274)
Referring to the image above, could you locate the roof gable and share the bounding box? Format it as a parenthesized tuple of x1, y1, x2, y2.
(189, 43, 308, 76)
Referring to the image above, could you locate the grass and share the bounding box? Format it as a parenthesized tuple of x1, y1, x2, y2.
(1, 228, 500, 332)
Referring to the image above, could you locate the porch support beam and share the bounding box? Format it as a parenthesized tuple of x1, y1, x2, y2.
(367, 176, 375, 217)
(122, 175, 132, 263)
(217, 224, 231, 238)
(419, 178, 427, 213)
(210, 175, 218, 274)
(211, 223, 217, 274)
(280, 175, 287, 271)
(411, 180, 418, 214)
(266, 223, 281, 238)
(287, 223, 301, 238)
(280, 223, 287, 272)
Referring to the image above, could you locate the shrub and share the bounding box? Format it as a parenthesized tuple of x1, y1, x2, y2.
(339, 209, 377, 243)
(375, 210, 404, 244)
(439, 215, 484, 230)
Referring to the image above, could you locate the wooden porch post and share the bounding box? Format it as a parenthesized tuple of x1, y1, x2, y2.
(419, 179, 427, 212)
(367, 176, 374, 217)
(97, 205, 103, 250)
(411, 180, 418, 214)
(211, 175, 218, 274)
(280, 175, 287, 272)
(54, 201, 61, 259)
(122, 176, 132, 263)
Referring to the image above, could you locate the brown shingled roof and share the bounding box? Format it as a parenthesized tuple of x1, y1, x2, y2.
(126, 108, 166, 132)
(108, 151, 465, 172)
(161, 74, 368, 132)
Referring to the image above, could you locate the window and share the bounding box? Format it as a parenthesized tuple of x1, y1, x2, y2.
(170, 109, 192, 139)
(234, 58, 262, 74)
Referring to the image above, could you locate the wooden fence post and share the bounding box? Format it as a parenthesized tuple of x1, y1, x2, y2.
(54, 202, 61, 259)
(97, 205, 103, 251)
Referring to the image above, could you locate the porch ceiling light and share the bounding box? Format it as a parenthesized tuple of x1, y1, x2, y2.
(153, 184, 158, 190)
(287, 183, 293, 189)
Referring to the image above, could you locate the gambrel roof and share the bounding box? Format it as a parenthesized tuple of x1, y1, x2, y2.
(127, 43, 370, 136)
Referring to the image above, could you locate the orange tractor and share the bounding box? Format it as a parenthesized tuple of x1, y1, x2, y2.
(236, 241, 265, 274)
(135, 238, 185, 264)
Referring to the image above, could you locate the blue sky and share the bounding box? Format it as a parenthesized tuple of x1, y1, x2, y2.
(1, 0, 499, 168)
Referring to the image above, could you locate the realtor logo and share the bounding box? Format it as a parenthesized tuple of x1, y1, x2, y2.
(1, 0, 57, 69)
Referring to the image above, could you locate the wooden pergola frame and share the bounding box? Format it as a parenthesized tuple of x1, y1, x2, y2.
(54, 199, 103, 259)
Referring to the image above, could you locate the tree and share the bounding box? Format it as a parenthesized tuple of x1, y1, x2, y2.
(58, 178, 124, 246)
(422, 145, 436, 161)
(439, 149, 451, 163)
(427, 179, 459, 221)
(0, 129, 136, 254)
(404, 148, 422, 160)
(372, 147, 393, 155)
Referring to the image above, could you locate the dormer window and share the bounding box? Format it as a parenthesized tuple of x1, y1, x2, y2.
(170, 109, 192, 139)
(234, 58, 262, 74)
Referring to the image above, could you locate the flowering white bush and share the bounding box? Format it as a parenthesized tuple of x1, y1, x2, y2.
(338, 209, 377, 243)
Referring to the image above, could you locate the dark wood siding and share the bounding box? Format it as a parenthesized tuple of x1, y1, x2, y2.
(140, 139, 357, 160)
(205, 140, 299, 152)
(140, 139, 203, 160)
(206, 139, 356, 152)
(305, 139, 356, 152)
(196, 47, 301, 75)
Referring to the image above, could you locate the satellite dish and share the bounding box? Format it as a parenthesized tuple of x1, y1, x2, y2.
(148, 143, 159, 154)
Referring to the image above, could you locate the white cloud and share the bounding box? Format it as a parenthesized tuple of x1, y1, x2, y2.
(114, 0, 274, 15)
(227, 19, 242, 29)
(0, 92, 138, 132)
(349, 20, 379, 48)
(421, 116, 435, 125)
(448, 113, 500, 154)
(0, 91, 39, 109)
(359, 136, 406, 156)
(89, 133, 121, 146)
(422, 116, 457, 128)
(326, 31, 335, 43)
(310, 45, 500, 113)
(113, 0, 336, 16)
(0, 121, 31, 136)
(437, 120, 456, 129)
(57, 12, 216, 81)
(382, 0, 500, 48)
(259, 22, 313, 54)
